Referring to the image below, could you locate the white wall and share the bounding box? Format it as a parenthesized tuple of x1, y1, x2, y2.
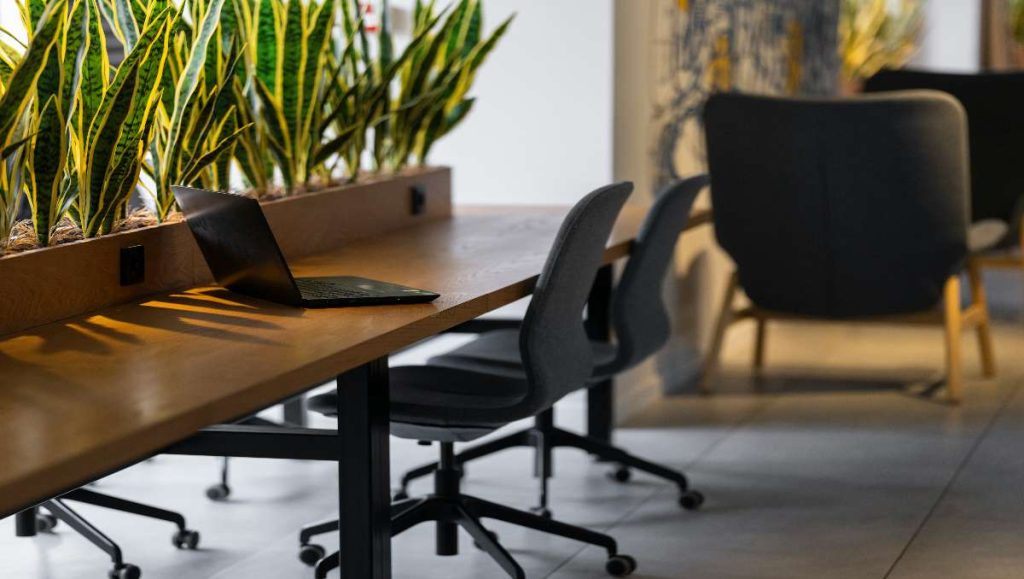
(0, 5, 24, 41)
(913, 0, 981, 71)
(393, 0, 615, 206)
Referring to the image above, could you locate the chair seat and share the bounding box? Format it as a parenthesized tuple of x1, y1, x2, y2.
(969, 219, 1012, 254)
(427, 329, 618, 379)
(307, 364, 531, 442)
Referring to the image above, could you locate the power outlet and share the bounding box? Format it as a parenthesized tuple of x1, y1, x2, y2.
(120, 245, 145, 286)
(410, 185, 427, 216)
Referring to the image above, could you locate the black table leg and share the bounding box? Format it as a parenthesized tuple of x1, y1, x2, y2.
(283, 395, 308, 427)
(15, 508, 37, 537)
(586, 264, 614, 446)
(336, 358, 392, 579)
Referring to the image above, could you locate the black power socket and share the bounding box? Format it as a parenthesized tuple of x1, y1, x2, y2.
(410, 185, 427, 216)
(120, 245, 145, 286)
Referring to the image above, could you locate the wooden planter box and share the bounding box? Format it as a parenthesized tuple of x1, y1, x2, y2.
(0, 167, 452, 336)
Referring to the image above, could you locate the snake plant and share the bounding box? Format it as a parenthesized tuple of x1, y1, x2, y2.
(233, 0, 339, 192)
(2, 0, 68, 247)
(171, 0, 247, 194)
(71, 4, 173, 237)
(0, 35, 25, 247)
(22, 0, 78, 247)
(113, 0, 248, 220)
(388, 0, 512, 169)
(0, 0, 511, 246)
(320, 0, 438, 178)
(839, 0, 923, 82)
(229, 0, 277, 192)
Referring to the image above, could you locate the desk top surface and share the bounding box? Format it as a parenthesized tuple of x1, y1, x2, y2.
(0, 205, 708, 516)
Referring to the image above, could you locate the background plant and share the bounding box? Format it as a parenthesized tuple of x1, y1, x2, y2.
(2, 0, 68, 247)
(234, 0, 339, 192)
(839, 0, 923, 82)
(22, 0, 79, 247)
(104, 0, 249, 220)
(1011, 0, 1024, 45)
(229, 0, 281, 192)
(166, 0, 246, 194)
(320, 0, 438, 179)
(71, 4, 173, 237)
(387, 0, 512, 169)
(0, 0, 512, 249)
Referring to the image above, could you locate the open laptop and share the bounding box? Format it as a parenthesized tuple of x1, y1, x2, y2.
(173, 185, 440, 308)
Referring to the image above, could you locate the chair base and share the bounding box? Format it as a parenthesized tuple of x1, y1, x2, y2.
(16, 488, 198, 579)
(301, 442, 637, 579)
(205, 398, 306, 501)
(394, 410, 703, 515)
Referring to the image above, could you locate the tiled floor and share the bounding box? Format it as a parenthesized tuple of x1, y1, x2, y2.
(1, 275, 1022, 579)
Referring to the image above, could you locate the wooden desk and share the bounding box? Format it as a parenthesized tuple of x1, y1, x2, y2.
(0, 205, 708, 578)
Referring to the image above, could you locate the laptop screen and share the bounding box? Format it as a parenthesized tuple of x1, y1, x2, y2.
(173, 186, 304, 306)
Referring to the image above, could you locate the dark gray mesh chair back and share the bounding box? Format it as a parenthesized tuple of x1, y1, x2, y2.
(518, 182, 633, 415)
(597, 175, 706, 376)
(704, 91, 969, 318)
(865, 70, 1024, 234)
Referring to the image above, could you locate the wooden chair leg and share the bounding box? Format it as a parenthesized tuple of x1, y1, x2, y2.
(967, 261, 996, 378)
(943, 275, 964, 404)
(752, 317, 767, 373)
(1020, 229, 1024, 309)
(699, 271, 739, 394)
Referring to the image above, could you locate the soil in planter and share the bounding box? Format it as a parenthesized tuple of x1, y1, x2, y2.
(3, 208, 182, 255)
(2, 168, 431, 254)
(255, 175, 332, 201)
(6, 218, 84, 254)
(253, 169, 418, 201)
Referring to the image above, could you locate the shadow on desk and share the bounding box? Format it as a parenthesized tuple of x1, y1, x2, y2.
(10, 288, 301, 357)
(155, 289, 300, 316)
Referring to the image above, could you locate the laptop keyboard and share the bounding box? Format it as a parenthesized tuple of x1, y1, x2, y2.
(295, 279, 370, 300)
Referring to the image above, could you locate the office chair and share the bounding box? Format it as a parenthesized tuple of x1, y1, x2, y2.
(865, 70, 1024, 286)
(205, 397, 307, 501)
(392, 176, 709, 517)
(15, 489, 199, 579)
(298, 183, 639, 578)
(700, 91, 995, 404)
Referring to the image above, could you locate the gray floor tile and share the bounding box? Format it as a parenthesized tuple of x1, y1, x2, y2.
(3, 306, 1023, 579)
(885, 387, 1024, 579)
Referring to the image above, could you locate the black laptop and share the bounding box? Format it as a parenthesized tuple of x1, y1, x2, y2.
(173, 185, 440, 308)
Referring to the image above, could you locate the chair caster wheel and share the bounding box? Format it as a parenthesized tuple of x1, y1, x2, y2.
(172, 529, 200, 550)
(473, 530, 499, 550)
(35, 512, 58, 533)
(679, 489, 705, 510)
(206, 484, 230, 501)
(605, 554, 637, 576)
(530, 506, 552, 519)
(109, 563, 142, 579)
(299, 543, 326, 566)
(393, 490, 409, 501)
(608, 466, 632, 483)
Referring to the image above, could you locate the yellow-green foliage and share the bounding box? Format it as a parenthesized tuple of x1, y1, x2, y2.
(321, 0, 438, 178)
(840, 0, 923, 81)
(235, 0, 338, 191)
(22, 0, 77, 247)
(1011, 0, 1024, 45)
(1, 0, 67, 247)
(389, 0, 512, 168)
(1, 0, 511, 243)
(119, 0, 249, 220)
(71, 3, 172, 237)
